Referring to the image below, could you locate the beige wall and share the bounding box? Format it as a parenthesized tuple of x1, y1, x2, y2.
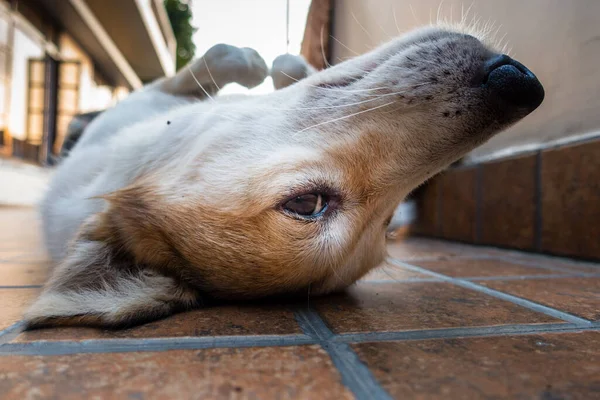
(331, 0, 600, 159)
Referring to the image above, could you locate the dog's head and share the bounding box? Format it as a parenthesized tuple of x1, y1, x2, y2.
(27, 26, 543, 328)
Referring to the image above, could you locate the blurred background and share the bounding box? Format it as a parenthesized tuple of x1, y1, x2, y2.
(0, 0, 598, 260)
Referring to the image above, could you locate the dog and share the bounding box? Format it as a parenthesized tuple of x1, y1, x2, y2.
(25, 25, 544, 328)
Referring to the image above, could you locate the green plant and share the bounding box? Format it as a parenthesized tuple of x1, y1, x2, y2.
(164, 0, 197, 71)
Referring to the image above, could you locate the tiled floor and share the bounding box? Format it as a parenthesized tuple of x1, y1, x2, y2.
(1, 208, 599, 399)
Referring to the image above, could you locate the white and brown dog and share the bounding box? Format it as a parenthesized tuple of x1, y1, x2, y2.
(26, 26, 544, 328)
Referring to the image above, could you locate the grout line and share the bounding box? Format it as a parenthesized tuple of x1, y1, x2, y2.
(387, 255, 600, 277)
(324, 343, 393, 400)
(0, 334, 316, 356)
(0, 322, 25, 345)
(295, 309, 393, 400)
(361, 278, 444, 284)
(405, 237, 600, 267)
(463, 273, 600, 281)
(294, 308, 334, 341)
(387, 258, 593, 326)
(360, 273, 599, 285)
(403, 252, 598, 275)
(0, 285, 43, 289)
(0, 260, 50, 265)
(334, 322, 600, 343)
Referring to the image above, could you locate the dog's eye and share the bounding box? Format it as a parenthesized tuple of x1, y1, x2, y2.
(283, 193, 328, 218)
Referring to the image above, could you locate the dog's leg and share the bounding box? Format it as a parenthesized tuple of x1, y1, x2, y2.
(271, 54, 316, 90)
(159, 44, 269, 98)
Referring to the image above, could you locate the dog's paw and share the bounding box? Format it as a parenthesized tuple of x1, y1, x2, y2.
(204, 44, 269, 89)
(271, 54, 316, 89)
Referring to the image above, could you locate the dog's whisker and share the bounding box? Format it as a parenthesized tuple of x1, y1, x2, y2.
(407, 4, 419, 27)
(188, 66, 216, 102)
(436, 0, 446, 26)
(460, 2, 476, 28)
(319, 24, 332, 69)
(293, 101, 395, 137)
(330, 34, 361, 56)
(351, 10, 375, 44)
(202, 58, 221, 92)
(233, 87, 424, 112)
(366, 8, 394, 41)
(279, 71, 390, 93)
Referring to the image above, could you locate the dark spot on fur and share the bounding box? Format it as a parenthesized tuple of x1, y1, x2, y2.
(443, 111, 450, 117)
(430, 77, 438, 83)
(425, 95, 433, 100)
(443, 70, 451, 76)
(455, 110, 462, 116)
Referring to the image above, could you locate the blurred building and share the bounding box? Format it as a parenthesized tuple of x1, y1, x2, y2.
(0, 0, 176, 165)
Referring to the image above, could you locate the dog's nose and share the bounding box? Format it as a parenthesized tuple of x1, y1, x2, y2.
(483, 54, 544, 112)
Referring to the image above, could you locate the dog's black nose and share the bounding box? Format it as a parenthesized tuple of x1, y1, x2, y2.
(483, 54, 545, 112)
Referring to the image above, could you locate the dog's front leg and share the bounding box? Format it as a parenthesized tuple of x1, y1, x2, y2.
(159, 44, 269, 98)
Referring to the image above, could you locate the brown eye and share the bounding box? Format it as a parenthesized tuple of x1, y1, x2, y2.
(283, 193, 328, 218)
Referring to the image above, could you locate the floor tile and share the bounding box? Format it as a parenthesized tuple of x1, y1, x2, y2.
(480, 277, 600, 320)
(0, 288, 39, 330)
(314, 282, 558, 333)
(0, 345, 352, 400)
(360, 262, 432, 281)
(0, 261, 49, 286)
(480, 154, 536, 250)
(353, 332, 600, 400)
(0, 208, 43, 248)
(412, 258, 560, 278)
(0, 250, 49, 264)
(16, 303, 302, 342)
(387, 237, 489, 261)
(500, 252, 600, 274)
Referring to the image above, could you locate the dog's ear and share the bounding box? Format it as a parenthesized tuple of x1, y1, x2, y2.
(25, 191, 200, 329)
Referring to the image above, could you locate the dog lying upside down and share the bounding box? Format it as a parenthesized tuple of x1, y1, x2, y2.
(26, 25, 544, 328)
